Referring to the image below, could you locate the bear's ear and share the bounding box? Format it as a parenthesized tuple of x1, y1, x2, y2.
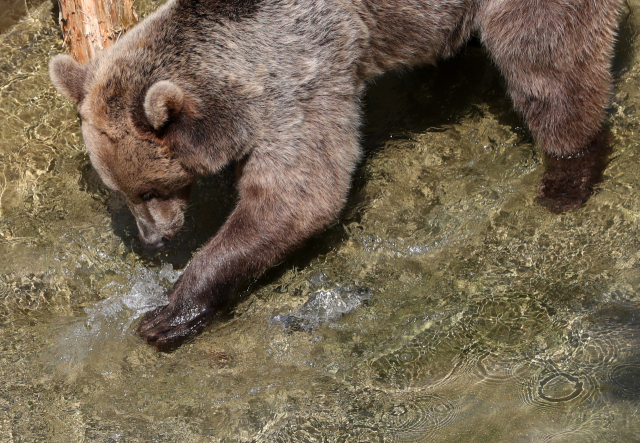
(144, 81, 185, 130)
(49, 54, 88, 104)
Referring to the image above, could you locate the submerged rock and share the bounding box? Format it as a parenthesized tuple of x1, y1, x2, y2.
(270, 286, 373, 332)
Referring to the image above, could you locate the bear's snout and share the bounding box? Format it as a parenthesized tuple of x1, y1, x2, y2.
(137, 224, 171, 249)
(141, 236, 169, 250)
(136, 219, 180, 250)
(128, 195, 188, 250)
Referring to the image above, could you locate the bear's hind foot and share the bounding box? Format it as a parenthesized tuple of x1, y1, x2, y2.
(535, 132, 612, 214)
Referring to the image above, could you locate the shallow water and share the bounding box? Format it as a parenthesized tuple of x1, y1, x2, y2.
(1, 1, 640, 442)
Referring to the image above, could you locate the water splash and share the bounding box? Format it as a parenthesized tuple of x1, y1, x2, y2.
(269, 286, 373, 332)
(46, 264, 180, 375)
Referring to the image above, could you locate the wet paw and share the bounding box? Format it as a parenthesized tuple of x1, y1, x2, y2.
(137, 298, 214, 351)
(536, 132, 611, 214)
(536, 170, 594, 213)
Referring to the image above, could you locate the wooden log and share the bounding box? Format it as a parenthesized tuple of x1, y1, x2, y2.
(56, 0, 138, 63)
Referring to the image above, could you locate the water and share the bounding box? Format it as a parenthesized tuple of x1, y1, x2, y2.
(1, 1, 640, 441)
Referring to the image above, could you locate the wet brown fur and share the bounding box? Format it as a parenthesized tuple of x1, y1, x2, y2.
(49, 0, 623, 349)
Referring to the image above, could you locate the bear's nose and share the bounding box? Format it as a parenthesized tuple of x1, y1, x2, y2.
(142, 238, 166, 250)
(142, 236, 170, 250)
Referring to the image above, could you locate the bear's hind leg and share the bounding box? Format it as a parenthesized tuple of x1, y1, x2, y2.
(479, 0, 621, 211)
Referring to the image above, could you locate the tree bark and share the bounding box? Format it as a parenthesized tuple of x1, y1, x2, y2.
(57, 0, 138, 63)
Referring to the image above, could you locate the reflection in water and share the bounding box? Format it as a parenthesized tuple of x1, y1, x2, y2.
(0, 0, 640, 441)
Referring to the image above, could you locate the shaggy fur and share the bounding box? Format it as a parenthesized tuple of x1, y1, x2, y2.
(50, 0, 623, 349)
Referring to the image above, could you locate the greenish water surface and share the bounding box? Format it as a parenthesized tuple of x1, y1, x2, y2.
(1, 1, 640, 441)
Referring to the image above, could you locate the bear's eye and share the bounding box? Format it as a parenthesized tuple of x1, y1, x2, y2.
(141, 191, 159, 201)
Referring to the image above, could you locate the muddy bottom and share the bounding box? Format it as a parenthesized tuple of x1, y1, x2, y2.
(1, 1, 640, 442)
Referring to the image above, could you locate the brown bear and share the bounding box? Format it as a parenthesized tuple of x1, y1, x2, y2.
(49, 0, 623, 350)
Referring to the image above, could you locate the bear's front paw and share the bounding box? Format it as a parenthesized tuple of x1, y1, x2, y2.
(137, 294, 216, 351)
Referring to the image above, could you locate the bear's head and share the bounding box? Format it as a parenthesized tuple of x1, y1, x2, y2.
(49, 54, 197, 249)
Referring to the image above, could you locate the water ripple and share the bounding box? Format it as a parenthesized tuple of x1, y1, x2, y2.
(520, 368, 600, 412)
(381, 392, 460, 442)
